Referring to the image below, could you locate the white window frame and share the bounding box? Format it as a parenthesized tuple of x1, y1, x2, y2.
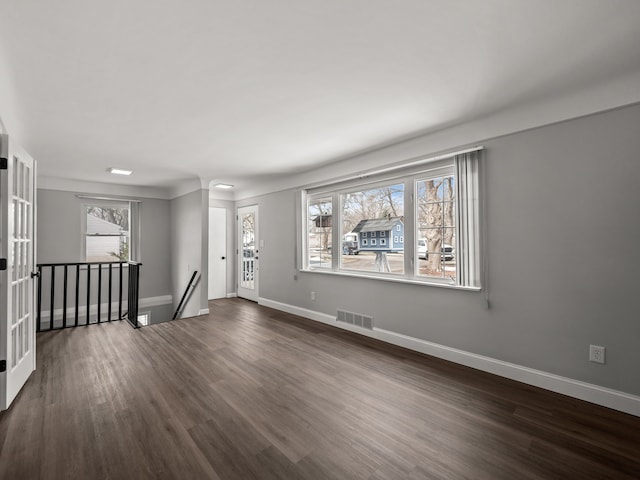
(371, 238, 377, 246)
(80, 197, 141, 263)
(380, 238, 387, 246)
(301, 148, 482, 290)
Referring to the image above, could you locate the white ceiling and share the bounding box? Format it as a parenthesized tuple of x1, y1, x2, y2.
(1, 0, 640, 194)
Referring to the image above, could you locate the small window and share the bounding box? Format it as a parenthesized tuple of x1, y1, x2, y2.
(396, 225, 401, 232)
(380, 231, 386, 237)
(400, 236, 404, 242)
(83, 201, 139, 262)
(371, 238, 377, 246)
(362, 232, 368, 237)
(394, 236, 399, 243)
(362, 239, 368, 246)
(380, 238, 387, 245)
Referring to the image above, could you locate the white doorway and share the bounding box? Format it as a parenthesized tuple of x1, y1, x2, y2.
(208, 207, 227, 300)
(0, 135, 37, 411)
(237, 205, 258, 302)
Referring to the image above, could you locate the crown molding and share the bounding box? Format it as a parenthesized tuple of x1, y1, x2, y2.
(37, 175, 171, 199)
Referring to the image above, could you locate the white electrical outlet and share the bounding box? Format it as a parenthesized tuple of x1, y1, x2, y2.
(589, 345, 605, 364)
(311, 291, 316, 301)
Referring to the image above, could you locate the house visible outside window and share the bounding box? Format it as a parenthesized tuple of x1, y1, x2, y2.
(341, 182, 404, 273)
(83, 199, 140, 262)
(302, 149, 482, 288)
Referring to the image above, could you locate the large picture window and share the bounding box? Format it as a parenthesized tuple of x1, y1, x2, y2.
(302, 149, 481, 289)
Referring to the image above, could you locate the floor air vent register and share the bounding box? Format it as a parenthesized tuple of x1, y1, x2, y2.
(336, 309, 373, 330)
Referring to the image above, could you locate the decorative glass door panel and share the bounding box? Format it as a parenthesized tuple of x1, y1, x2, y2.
(1, 135, 36, 411)
(237, 205, 258, 302)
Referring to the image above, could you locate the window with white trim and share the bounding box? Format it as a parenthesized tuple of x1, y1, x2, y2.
(307, 196, 332, 269)
(341, 181, 404, 273)
(82, 199, 140, 262)
(302, 149, 482, 288)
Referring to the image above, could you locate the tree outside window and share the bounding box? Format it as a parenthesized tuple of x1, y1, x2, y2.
(85, 205, 130, 261)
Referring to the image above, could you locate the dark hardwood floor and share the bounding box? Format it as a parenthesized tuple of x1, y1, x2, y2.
(1, 298, 639, 479)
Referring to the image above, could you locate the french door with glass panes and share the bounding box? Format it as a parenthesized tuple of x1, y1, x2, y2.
(0, 135, 37, 411)
(237, 205, 258, 302)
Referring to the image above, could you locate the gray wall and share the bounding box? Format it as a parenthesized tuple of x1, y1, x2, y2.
(37, 189, 172, 299)
(243, 103, 640, 397)
(170, 189, 209, 317)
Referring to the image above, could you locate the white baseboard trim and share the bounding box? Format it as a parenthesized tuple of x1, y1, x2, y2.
(39, 294, 173, 324)
(258, 297, 640, 417)
(226, 293, 237, 298)
(140, 295, 173, 308)
(198, 308, 210, 315)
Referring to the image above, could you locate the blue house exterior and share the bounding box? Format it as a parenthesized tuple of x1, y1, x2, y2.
(352, 216, 404, 252)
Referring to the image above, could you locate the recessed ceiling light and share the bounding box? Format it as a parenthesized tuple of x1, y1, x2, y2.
(108, 167, 133, 176)
(213, 183, 234, 189)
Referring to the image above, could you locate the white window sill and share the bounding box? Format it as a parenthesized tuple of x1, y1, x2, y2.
(299, 268, 481, 291)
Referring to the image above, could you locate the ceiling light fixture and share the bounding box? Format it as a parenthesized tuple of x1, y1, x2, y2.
(108, 167, 134, 176)
(213, 183, 234, 189)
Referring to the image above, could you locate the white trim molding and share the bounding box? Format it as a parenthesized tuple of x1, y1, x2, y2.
(38, 176, 171, 199)
(40, 295, 173, 324)
(140, 295, 173, 308)
(198, 308, 210, 316)
(258, 297, 640, 418)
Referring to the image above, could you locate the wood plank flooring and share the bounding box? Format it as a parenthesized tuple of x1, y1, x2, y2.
(1, 298, 639, 479)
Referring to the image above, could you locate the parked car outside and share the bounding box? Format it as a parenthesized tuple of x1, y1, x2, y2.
(417, 239, 455, 261)
(327, 241, 359, 255)
(342, 240, 359, 255)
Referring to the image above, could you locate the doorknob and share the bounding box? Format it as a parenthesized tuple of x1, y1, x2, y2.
(31, 271, 40, 278)
(221, 256, 226, 260)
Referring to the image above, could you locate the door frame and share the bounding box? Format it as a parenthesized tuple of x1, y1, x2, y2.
(237, 205, 258, 302)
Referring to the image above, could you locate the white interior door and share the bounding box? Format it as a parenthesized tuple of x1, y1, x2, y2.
(208, 207, 227, 300)
(237, 205, 258, 302)
(0, 134, 36, 411)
